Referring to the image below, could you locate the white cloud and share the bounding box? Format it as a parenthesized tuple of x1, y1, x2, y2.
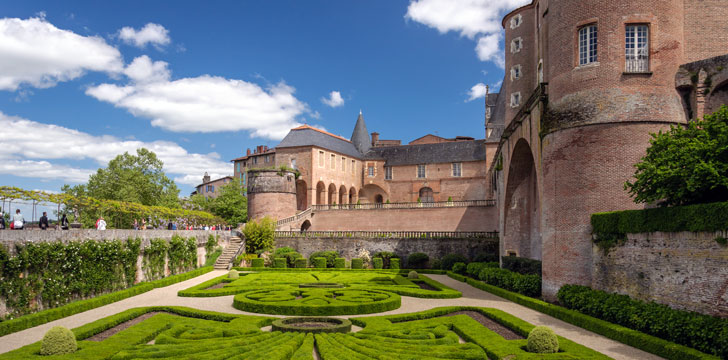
(405, 0, 529, 66)
(87, 74, 307, 140)
(0, 17, 124, 91)
(0, 112, 231, 186)
(123, 55, 170, 83)
(321, 91, 345, 108)
(118, 23, 170, 49)
(466, 82, 488, 102)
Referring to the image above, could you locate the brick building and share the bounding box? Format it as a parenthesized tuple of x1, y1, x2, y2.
(487, 0, 728, 299)
(192, 173, 234, 199)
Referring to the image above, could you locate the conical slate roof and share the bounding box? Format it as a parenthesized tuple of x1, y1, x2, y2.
(350, 111, 371, 154)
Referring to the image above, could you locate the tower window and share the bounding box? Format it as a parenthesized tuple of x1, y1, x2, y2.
(385, 166, 392, 180)
(625, 24, 649, 73)
(510, 14, 522, 29)
(579, 25, 598, 66)
(510, 65, 522, 81)
(367, 164, 375, 177)
(452, 163, 462, 177)
(511, 37, 523, 53)
(417, 164, 426, 178)
(510, 92, 521, 108)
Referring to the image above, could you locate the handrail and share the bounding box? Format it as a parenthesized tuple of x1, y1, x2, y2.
(275, 230, 499, 239)
(277, 207, 313, 226)
(311, 199, 495, 211)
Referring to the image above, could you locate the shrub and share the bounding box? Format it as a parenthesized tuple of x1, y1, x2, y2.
(243, 216, 275, 253)
(228, 270, 239, 279)
(308, 251, 339, 268)
(40, 326, 77, 355)
(372, 251, 399, 268)
(251, 258, 265, 268)
(527, 326, 559, 353)
(294, 258, 308, 268)
(473, 252, 499, 263)
(478, 267, 541, 297)
(431, 259, 442, 270)
(313, 257, 327, 269)
(441, 253, 468, 271)
(408, 271, 419, 279)
(334, 258, 346, 269)
(466, 262, 499, 278)
(407, 252, 429, 269)
(351, 258, 363, 269)
(372, 258, 383, 269)
(273, 247, 302, 268)
(451, 262, 466, 275)
(502, 256, 542, 276)
(558, 284, 728, 358)
(390, 258, 400, 269)
(273, 258, 287, 268)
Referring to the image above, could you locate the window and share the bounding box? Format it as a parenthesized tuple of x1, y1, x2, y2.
(511, 37, 522, 53)
(419, 187, 434, 202)
(265, 155, 270, 163)
(330, 154, 336, 169)
(417, 164, 426, 178)
(319, 151, 324, 167)
(452, 163, 462, 177)
(625, 24, 649, 73)
(510, 65, 521, 81)
(206, 185, 215, 193)
(579, 25, 598, 66)
(291, 158, 297, 169)
(538, 60, 544, 83)
(367, 165, 375, 177)
(351, 160, 355, 174)
(510, 92, 521, 108)
(236, 163, 241, 172)
(342, 157, 346, 172)
(385, 166, 392, 180)
(253, 157, 257, 165)
(510, 14, 522, 29)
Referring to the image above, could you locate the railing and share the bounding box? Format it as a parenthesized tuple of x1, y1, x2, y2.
(275, 231, 499, 239)
(311, 199, 495, 211)
(625, 57, 649, 73)
(277, 208, 312, 226)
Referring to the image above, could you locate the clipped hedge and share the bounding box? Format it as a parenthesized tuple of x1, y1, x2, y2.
(451, 262, 466, 275)
(0, 266, 213, 337)
(478, 267, 541, 297)
(466, 262, 498, 278)
(313, 257, 327, 269)
(233, 288, 401, 316)
(559, 284, 728, 358)
(447, 273, 719, 360)
(501, 256, 542, 276)
(272, 317, 352, 334)
(390, 258, 400, 269)
(250, 258, 265, 268)
(406, 252, 429, 269)
(441, 253, 468, 271)
(308, 251, 339, 268)
(334, 258, 345, 269)
(372, 257, 383, 269)
(273, 258, 287, 269)
(591, 201, 728, 240)
(294, 258, 308, 268)
(351, 258, 363, 269)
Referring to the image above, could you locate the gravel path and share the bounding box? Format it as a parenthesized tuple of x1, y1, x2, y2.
(0, 271, 663, 360)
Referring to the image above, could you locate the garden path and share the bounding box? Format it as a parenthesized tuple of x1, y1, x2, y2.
(0, 270, 663, 360)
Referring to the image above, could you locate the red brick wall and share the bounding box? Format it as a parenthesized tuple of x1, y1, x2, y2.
(683, 0, 728, 63)
(306, 206, 498, 232)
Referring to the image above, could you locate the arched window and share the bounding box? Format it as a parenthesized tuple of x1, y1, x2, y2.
(419, 187, 434, 203)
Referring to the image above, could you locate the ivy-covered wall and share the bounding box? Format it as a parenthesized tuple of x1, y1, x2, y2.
(0, 231, 224, 321)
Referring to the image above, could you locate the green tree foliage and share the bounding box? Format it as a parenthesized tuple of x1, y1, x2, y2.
(626, 106, 728, 206)
(243, 216, 276, 254)
(189, 179, 247, 226)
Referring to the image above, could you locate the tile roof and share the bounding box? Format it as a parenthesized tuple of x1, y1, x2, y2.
(365, 139, 487, 165)
(277, 126, 363, 158)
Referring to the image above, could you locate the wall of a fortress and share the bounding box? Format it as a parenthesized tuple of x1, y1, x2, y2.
(592, 231, 728, 317)
(683, 0, 728, 63)
(275, 235, 498, 264)
(303, 206, 498, 232)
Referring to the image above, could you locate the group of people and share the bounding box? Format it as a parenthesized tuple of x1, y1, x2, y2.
(0, 210, 70, 230)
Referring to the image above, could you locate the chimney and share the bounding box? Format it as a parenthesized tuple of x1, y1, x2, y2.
(371, 132, 379, 146)
(203, 172, 210, 184)
(246, 148, 251, 156)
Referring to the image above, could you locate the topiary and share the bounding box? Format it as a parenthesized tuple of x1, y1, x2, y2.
(451, 262, 466, 275)
(313, 257, 326, 268)
(251, 258, 264, 268)
(351, 258, 363, 269)
(40, 326, 77, 355)
(407, 252, 429, 269)
(390, 258, 400, 269)
(527, 326, 559, 353)
(441, 253, 468, 271)
(273, 247, 302, 268)
(372, 251, 399, 268)
(308, 251, 339, 268)
(228, 270, 239, 279)
(294, 258, 308, 268)
(408, 271, 419, 279)
(334, 258, 346, 269)
(372, 257, 383, 269)
(273, 258, 287, 268)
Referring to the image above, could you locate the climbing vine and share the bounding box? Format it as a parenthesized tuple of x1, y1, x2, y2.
(143, 239, 169, 281)
(168, 236, 197, 275)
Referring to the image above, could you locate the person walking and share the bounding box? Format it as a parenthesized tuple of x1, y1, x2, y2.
(12, 209, 24, 230)
(39, 212, 49, 230)
(97, 216, 107, 230)
(60, 214, 69, 230)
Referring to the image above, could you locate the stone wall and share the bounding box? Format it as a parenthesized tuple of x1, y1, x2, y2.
(275, 235, 498, 265)
(300, 206, 498, 232)
(592, 231, 728, 317)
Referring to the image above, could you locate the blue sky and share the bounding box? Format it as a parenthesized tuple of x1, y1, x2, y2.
(0, 0, 528, 214)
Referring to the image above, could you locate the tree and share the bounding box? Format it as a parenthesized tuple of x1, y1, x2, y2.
(189, 179, 247, 226)
(243, 216, 275, 254)
(625, 106, 728, 206)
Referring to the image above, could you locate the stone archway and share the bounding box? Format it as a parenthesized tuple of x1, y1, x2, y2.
(349, 187, 357, 205)
(300, 220, 311, 231)
(503, 139, 541, 260)
(360, 184, 387, 204)
(418, 187, 434, 202)
(316, 182, 326, 205)
(296, 180, 308, 210)
(328, 183, 337, 205)
(339, 185, 347, 204)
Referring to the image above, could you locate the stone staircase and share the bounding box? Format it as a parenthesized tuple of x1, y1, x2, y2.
(213, 236, 244, 270)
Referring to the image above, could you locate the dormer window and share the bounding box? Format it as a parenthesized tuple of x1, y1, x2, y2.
(511, 37, 523, 53)
(510, 14, 522, 29)
(510, 92, 521, 108)
(510, 65, 522, 81)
